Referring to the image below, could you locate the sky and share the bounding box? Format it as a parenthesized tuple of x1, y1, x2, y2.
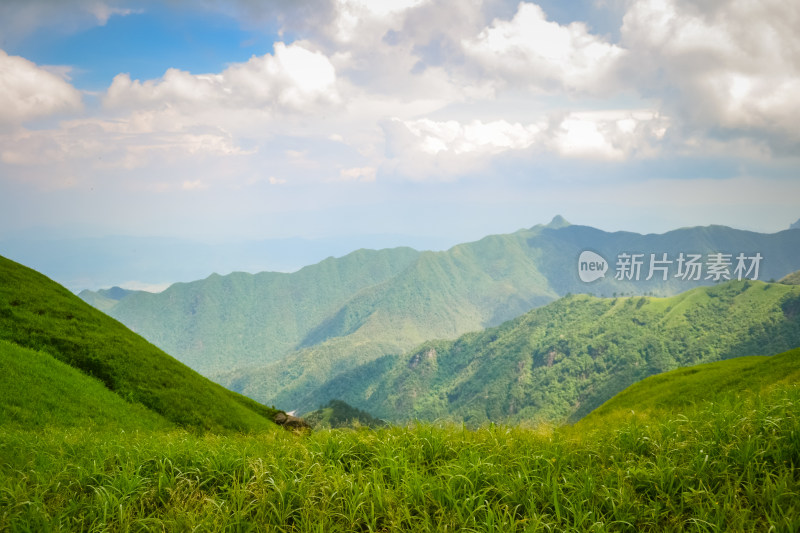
(1, 0, 799, 270)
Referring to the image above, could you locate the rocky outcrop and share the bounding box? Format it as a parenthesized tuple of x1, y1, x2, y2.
(273, 411, 311, 430)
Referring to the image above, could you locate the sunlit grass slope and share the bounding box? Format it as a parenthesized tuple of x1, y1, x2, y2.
(578, 346, 800, 429)
(0, 255, 278, 432)
(0, 339, 170, 431)
(2, 383, 798, 531)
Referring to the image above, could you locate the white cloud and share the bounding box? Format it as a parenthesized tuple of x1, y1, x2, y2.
(0, 116, 251, 173)
(382, 117, 543, 179)
(104, 42, 340, 113)
(548, 110, 668, 160)
(182, 179, 209, 191)
(382, 110, 668, 178)
(0, 50, 83, 125)
(398, 117, 542, 155)
(463, 2, 625, 93)
(621, 0, 800, 150)
(338, 166, 376, 182)
(89, 2, 141, 25)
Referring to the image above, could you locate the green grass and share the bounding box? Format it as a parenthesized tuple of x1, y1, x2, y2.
(0, 255, 279, 433)
(579, 347, 800, 430)
(2, 382, 799, 531)
(0, 339, 171, 431)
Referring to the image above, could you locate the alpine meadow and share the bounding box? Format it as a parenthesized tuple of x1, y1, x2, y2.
(4, 219, 800, 530)
(3, 0, 800, 530)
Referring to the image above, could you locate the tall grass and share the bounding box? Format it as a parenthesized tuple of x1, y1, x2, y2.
(2, 385, 799, 532)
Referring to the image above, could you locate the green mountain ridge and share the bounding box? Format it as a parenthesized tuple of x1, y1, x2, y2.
(0, 255, 278, 433)
(78, 220, 800, 414)
(780, 269, 800, 285)
(308, 279, 800, 425)
(303, 399, 386, 429)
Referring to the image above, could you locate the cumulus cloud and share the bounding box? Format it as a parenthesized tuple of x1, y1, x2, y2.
(382, 117, 543, 179)
(391, 117, 542, 156)
(0, 50, 83, 126)
(548, 110, 668, 160)
(383, 109, 667, 178)
(621, 0, 800, 151)
(104, 42, 340, 113)
(0, 115, 250, 171)
(463, 2, 626, 93)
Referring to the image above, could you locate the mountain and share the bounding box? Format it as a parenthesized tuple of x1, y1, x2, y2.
(0, 233, 455, 292)
(577, 346, 800, 430)
(0, 255, 279, 432)
(78, 285, 133, 313)
(781, 269, 800, 285)
(302, 399, 386, 429)
(791, 218, 800, 230)
(310, 279, 800, 425)
(79, 219, 800, 412)
(82, 247, 422, 374)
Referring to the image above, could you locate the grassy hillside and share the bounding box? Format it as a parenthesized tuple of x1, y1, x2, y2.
(780, 269, 800, 285)
(578, 347, 800, 429)
(3, 251, 800, 529)
(0, 339, 171, 431)
(2, 380, 798, 530)
(313, 280, 800, 424)
(0, 255, 278, 433)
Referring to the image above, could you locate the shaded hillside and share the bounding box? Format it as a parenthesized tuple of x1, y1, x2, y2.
(577, 347, 800, 430)
(311, 280, 800, 425)
(0, 255, 278, 433)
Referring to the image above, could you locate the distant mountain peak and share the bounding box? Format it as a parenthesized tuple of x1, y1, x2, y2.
(779, 270, 800, 285)
(791, 218, 800, 230)
(546, 215, 571, 229)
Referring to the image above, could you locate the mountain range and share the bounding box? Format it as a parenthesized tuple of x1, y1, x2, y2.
(4, 251, 800, 530)
(313, 279, 800, 425)
(78, 218, 800, 419)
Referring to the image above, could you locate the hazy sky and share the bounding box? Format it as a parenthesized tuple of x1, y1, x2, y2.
(1, 0, 799, 245)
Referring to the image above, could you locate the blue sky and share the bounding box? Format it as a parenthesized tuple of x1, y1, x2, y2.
(1, 0, 799, 284)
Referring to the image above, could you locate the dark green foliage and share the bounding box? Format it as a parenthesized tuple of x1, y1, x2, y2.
(303, 399, 386, 428)
(0, 255, 278, 433)
(322, 280, 800, 425)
